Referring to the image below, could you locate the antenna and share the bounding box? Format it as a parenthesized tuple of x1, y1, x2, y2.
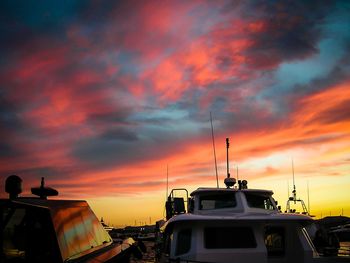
(210, 112, 219, 188)
(226, 138, 230, 178)
(286, 159, 309, 215)
(236, 165, 239, 181)
(224, 137, 236, 188)
(166, 164, 169, 200)
(292, 159, 296, 203)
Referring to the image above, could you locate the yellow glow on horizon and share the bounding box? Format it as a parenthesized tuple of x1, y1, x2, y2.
(88, 191, 166, 227)
(251, 174, 350, 219)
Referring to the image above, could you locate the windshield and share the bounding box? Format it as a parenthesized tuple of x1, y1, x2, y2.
(199, 192, 237, 210)
(244, 192, 276, 210)
(1, 206, 59, 263)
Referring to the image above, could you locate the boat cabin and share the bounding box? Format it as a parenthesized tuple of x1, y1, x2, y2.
(165, 180, 279, 220)
(190, 187, 278, 215)
(157, 179, 348, 263)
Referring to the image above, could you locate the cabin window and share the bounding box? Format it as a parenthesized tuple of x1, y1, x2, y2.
(199, 193, 236, 210)
(264, 226, 285, 257)
(175, 229, 191, 255)
(2, 208, 26, 260)
(245, 193, 275, 210)
(2, 207, 58, 263)
(204, 227, 256, 248)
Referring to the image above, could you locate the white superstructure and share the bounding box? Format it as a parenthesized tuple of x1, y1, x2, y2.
(156, 180, 348, 263)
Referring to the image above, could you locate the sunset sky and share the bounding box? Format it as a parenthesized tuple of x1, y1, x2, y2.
(1, 0, 350, 227)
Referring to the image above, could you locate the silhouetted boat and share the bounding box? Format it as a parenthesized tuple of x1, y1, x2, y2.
(155, 180, 350, 262)
(1, 175, 141, 263)
(154, 139, 350, 263)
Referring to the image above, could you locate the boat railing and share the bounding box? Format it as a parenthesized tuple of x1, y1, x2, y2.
(165, 189, 189, 220)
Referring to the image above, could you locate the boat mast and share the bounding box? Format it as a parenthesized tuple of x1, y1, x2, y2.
(166, 164, 169, 200)
(286, 159, 309, 215)
(210, 112, 219, 188)
(224, 137, 236, 188)
(226, 137, 230, 178)
(292, 159, 296, 203)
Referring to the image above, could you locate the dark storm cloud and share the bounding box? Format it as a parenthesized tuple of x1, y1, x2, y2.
(0, 91, 23, 130)
(242, 0, 334, 68)
(0, 92, 24, 157)
(0, 143, 17, 157)
(100, 128, 139, 142)
(87, 111, 132, 125)
(71, 114, 194, 170)
(72, 137, 145, 168)
(0, 0, 86, 54)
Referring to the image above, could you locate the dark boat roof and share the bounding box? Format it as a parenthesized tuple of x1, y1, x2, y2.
(190, 187, 274, 196)
(1, 197, 88, 209)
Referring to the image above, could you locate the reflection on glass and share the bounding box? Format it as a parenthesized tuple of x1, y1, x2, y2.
(53, 204, 112, 260)
(199, 193, 237, 210)
(245, 193, 275, 210)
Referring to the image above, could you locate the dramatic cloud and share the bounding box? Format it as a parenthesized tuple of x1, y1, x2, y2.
(0, 0, 349, 224)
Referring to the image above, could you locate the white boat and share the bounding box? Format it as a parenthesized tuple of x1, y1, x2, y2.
(155, 180, 349, 263)
(155, 138, 349, 262)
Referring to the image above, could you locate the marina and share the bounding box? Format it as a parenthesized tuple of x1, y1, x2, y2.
(2, 136, 349, 263)
(1, 137, 349, 263)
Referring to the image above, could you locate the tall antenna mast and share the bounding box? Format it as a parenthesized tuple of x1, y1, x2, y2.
(224, 137, 236, 189)
(286, 159, 309, 215)
(292, 159, 296, 203)
(226, 138, 230, 178)
(210, 112, 219, 188)
(236, 165, 239, 181)
(166, 164, 169, 200)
